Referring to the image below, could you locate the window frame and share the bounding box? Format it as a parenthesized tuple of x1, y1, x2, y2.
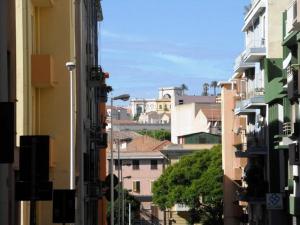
(150, 160, 158, 170)
(132, 160, 139, 170)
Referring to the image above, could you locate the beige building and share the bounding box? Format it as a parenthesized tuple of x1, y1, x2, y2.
(171, 96, 221, 144)
(130, 87, 184, 118)
(0, 1, 107, 225)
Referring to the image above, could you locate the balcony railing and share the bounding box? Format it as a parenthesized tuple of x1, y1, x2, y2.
(243, 0, 266, 32)
(244, 39, 266, 62)
(234, 52, 256, 73)
(246, 87, 265, 99)
(283, 122, 293, 136)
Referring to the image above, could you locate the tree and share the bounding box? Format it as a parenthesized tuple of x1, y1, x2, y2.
(152, 145, 223, 225)
(138, 130, 171, 141)
(180, 83, 189, 92)
(202, 83, 210, 96)
(106, 188, 140, 225)
(210, 81, 218, 96)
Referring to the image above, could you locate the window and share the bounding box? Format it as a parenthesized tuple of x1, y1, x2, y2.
(151, 160, 158, 170)
(133, 181, 140, 192)
(179, 100, 184, 105)
(132, 160, 139, 170)
(114, 160, 121, 170)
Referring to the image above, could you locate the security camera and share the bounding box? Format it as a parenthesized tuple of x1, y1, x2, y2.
(65, 61, 76, 71)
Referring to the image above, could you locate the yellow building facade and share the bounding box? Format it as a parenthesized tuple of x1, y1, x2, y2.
(16, 0, 76, 224)
(12, 0, 107, 224)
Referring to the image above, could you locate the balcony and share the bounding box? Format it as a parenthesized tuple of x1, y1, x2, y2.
(234, 91, 265, 115)
(234, 100, 256, 115)
(285, 0, 300, 39)
(235, 146, 267, 158)
(235, 135, 267, 158)
(237, 186, 266, 203)
(244, 39, 266, 63)
(242, 0, 266, 32)
(31, 54, 54, 88)
(234, 52, 256, 73)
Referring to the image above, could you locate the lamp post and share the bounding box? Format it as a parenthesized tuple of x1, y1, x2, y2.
(110, 94, 130, 225)
(66, 61, 76, 189)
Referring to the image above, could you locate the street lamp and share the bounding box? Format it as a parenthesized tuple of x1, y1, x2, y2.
(110, 94, 130, 225)
(66, 61, 76, 189)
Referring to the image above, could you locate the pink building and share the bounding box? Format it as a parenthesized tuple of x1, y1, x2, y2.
(107, 133, 170, 224)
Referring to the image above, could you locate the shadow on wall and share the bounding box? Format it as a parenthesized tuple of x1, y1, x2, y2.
(223, 175, 244, 225)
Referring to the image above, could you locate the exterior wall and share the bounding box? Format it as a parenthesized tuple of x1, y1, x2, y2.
(0, 1, 16, 225)
(220, 83, 244, 225)
(171, 103, 220, 143)
(15, 1, 76, 224)
(107, 107, 130, 120)
(14, 1, 105, 225)
(112, 123, 170, 131)
(130, 99, 157, 116)
(267, 0, 289, 58)
(158, 87, 184, 100)
(182, 132, 221, 144)
(138, 112, 170, 124)
(131, 87, 183, 117)
(109, 157, 165, 224)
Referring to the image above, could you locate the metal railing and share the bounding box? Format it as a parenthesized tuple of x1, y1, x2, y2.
(283, 122, 293, 135)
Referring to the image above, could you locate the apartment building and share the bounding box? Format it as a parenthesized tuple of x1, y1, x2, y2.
(0, 1, 108, 225)
(221, 0, 289, 225)
(272, 0, 300, 224)
(107, 134, 170, 225)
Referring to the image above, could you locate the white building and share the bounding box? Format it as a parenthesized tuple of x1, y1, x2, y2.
(107, 105, 131, 120)
(138, 111, 171, 124)
(130, 87, 184, 117)
(171, 96, 220, 143)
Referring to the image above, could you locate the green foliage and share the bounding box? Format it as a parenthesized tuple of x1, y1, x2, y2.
(152, 145, 223, 225)
(138, 130, 171, 141)
(106, 188, 140, 225)
(133, 114, 140, 121)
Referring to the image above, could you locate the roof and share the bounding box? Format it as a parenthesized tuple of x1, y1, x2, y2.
(108, 151, 165, 160)
(179, 132, 221, 138)
(106, 105, 128, 110)
(108, 131, 141, 141)
(126, 136, 170, 152)
(111, 120, 137, 125)
(178, 96, 217, 104)
(200, 107, 221, 121)
(107, 135, 170, 159)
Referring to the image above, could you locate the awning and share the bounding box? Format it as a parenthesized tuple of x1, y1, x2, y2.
(283, 53, 292, 69)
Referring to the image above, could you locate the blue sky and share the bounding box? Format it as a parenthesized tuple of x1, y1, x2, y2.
(100, 0, 249, 99)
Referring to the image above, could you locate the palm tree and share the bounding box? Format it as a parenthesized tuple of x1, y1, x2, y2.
(180, 83, 188, 92)
(210, 81, 218, 96)
(202, 83, 209, 96)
